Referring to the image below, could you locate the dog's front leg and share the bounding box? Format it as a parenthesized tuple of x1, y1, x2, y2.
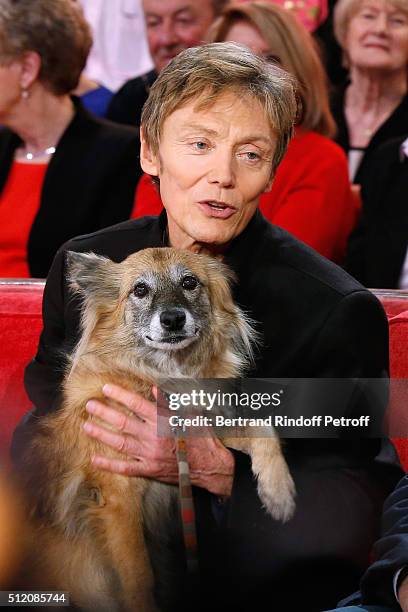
(223, 435, 296, 522)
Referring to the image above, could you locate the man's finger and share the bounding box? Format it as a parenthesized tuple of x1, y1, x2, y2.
(82, 420, 138, 456)
(91, 454, 179, 483)
(86, 399, 145, 434)
(91, 454, 144, 477)
(102, 383, 156, 420)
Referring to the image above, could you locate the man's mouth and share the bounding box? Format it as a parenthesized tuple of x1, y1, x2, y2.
(197, 200, 236, 219)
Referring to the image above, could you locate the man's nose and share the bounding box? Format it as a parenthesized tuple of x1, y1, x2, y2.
(207, 152, 235, 188)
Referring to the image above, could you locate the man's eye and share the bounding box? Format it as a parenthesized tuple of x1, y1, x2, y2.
(193, 141, 208, 151)
(181, 275, 199, 290)
(241, 151, 261, 162)
(133, 282, 149, 298)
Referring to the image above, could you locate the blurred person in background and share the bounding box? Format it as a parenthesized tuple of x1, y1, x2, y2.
(106, 0, 230, 127)
(134, 1, 356, 264)
(332, 0, 408, 184)
(0, 0, 142, 279)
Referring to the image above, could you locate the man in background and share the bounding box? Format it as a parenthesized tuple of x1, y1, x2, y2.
(106, 0, 229, 127)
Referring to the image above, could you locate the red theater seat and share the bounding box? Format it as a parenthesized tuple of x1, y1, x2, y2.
(374, 290, 408, 469)
(0, 280, 44, 458)
(0, 282, 407, 469)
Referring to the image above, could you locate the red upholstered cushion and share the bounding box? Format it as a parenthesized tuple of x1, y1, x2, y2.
(0, 281, 44, 459)
(389, 311, 408, 378)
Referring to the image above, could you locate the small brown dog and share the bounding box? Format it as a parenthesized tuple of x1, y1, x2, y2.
(19, 248, 295, 612)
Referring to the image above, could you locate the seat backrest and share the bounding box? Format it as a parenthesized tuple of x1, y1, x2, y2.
(1, 283, 407, 467)
(0, 280, 44, 457)
(373, 290, 408, 469)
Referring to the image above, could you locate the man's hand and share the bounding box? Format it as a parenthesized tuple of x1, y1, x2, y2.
(82, 383, 234, 497)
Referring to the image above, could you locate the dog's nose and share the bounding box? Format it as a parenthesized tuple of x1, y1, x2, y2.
(160, 308, 186, 332)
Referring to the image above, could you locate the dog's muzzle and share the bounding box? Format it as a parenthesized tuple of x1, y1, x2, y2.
(145, 307, 199, 350)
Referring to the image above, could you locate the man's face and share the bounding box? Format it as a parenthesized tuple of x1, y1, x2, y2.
(143, 0, 216, 72)
(141, 91, 276, 250)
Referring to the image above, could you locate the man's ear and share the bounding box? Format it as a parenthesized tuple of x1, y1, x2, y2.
(140, 127, 160, 176)
(20, 51, 41, 90)
(263, 173, 274, 194)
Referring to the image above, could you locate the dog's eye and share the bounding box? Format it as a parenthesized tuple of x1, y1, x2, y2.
(181, 275, 199, 290)
(133, 282, 149, 298)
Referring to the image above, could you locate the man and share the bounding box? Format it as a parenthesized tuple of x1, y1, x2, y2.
(106, 0, 229, 127)
(15, 44, 402, 612)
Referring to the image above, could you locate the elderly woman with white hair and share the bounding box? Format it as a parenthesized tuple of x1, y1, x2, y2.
(332, 0, 408, 184)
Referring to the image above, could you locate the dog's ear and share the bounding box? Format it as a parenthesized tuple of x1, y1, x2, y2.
(66, 251, 121, 302)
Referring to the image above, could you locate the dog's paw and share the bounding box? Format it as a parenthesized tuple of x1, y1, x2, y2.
(257, 470, 296, 523)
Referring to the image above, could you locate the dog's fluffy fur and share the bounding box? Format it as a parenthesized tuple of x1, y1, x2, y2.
(18, 248, 295, 612)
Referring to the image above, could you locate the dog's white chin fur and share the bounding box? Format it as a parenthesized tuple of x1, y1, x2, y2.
(144, 335, 198, 351)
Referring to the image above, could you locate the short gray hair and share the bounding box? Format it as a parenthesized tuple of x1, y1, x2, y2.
(0, 0, 92, 95)
(141, 42, 298, 175)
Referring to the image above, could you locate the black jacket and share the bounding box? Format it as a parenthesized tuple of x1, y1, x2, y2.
(0, 98, 142, 278)
(346, 136, 408, 289)
(18, 211, 403, 611)
(106, 69, 158, 127)
(332, 85, 408, 185)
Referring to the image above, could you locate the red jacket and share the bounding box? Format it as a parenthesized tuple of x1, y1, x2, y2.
(132, 130, 358, 263)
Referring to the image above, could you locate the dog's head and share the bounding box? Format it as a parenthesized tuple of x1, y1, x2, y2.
(67, 248, 256, 376)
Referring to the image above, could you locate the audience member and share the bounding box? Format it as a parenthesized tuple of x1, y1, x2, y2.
(345, 134, 408, 288)
(79, 0, 153, 91)
(0, 0, 142, 279)
(106, 0, 229, 127)
(332, 0, 408, 184)
(134, 2, 356, 264)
